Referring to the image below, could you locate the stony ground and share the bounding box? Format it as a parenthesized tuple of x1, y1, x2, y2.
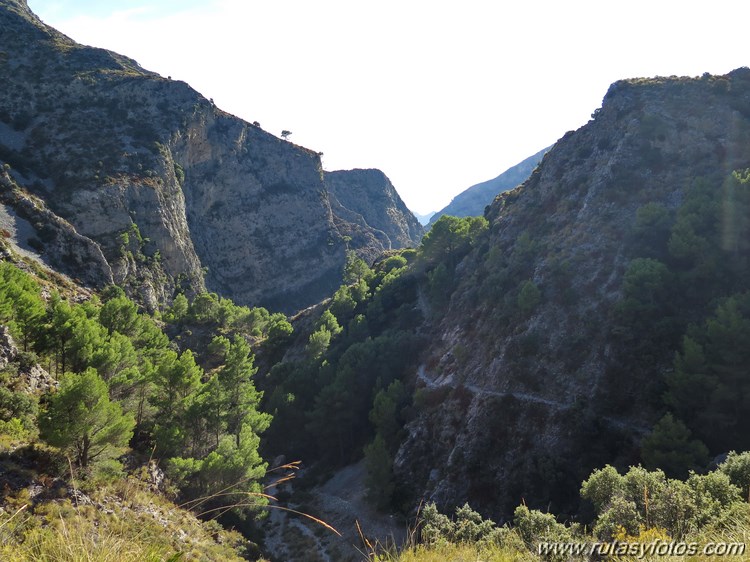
(262, 460, 408, 562)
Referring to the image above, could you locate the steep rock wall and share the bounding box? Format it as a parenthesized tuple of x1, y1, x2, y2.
(325, 169, 424, 248)
(0, 0, 421, 312)
(395, 69, 750, 518)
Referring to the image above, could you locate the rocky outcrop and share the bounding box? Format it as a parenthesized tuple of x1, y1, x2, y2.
(0, 325, 56, 393)
(0, 0, 419, 313)
(395, 69, 750, 518)
(0, 169, 113, 288)
(325, 169, 423, 249)
(0, 325, 17, 371)
(428, 147, 549, 226)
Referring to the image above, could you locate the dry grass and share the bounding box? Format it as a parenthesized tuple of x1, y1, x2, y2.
(0, 473, 252, 562)
(0, 519, 170, 562)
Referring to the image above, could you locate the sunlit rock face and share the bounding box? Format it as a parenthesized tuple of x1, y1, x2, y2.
(0, 0, 421, 312)
(395, 69, 750, 518)
(325, 168, 424, 252)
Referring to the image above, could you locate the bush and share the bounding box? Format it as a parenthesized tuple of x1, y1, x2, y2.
(513, 505, 571, 552)
(581, 464, 743, 539)
(718, 451, 750, 500)
(419, 502, 522, 550)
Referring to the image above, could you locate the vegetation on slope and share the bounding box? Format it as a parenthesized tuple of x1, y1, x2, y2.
(259, 215, 488, 509)
(616, 170, 750, 474)
(0, 248, 294, 559)
(380, 455, 750, 562)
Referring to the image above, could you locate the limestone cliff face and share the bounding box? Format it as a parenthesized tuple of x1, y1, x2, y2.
(394, 69, 750, 518)
(172, 113, 345, 312)
(325, 169, 423, 249)
(0, 0, 419, 312)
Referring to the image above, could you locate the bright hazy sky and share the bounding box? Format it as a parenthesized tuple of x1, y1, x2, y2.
(27, 0, 750, 215)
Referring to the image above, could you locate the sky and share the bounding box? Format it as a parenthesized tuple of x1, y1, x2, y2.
(27, 0, 750, 215)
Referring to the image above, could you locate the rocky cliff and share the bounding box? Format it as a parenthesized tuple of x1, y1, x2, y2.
(325, 169, 423, 250)
(0, 0, 419, 312)
(428, 147, 549, 226)
(394, 69, 750, 518)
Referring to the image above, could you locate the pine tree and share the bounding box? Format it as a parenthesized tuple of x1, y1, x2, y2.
(364, 434, 395, 510)
(218, 336, 270, 447)
(40, 368, 134, 468)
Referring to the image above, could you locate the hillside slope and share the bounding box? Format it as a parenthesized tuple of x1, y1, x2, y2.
(395, 69, 750, 518)
(0, 0, 419, 313)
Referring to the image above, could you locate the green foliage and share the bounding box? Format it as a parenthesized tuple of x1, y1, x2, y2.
(0, 385, 37, 434)
(641, 413, 709, 477)
(613, 257, 678, 364)
(189, 292, 220, 324)
(611, 172, 750, 480)
(633, 202, 672, 259)
(217, 335, 269, 446)
(369, 379, 408, 451)
(579, 464, 623, 512)
(307, 330, 419, 464)
(266, 315, 294, 351)
(718, 451, 750, 500)
(404, 454, 750, 561)
(427, 262, 452, 310)
(363, 379, 411, 510)
(164, 293, 188, 324)
(664, 292, 750, 451)
(0, 416, 31, 442)
(208, 335, 231, 362)
(0, 262, 45, 351)
(317, 309, 342, 336)
(169, 425, 268, 515)
(581, 463, 742, 539)
(99, 294, 139, 336)
(344, 250, 374, 284)
(306, 309, 342, 359)
(419, 502, 520, 550)
(380, 254, 408, 273)
(592, 495, 641, 539)
(173, 161, 185, 185)
(40, 368, 135, 468)
(517, 280, 541, 316)
(264, 246, 420, 471)
(329, 285, 357, 321)
(363, 434, 395, 510)
(513, 505, 571, 558)
(347, 313, 369, 342)
(151, 349, 203, 455)
(622, 258, 672, 306)
(306, 327, 331, 359)
(419, 215, 488, 268)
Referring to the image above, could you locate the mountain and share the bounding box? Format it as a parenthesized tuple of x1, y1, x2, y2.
(324, 169, 424, 262)
(389, 68, 750, 518)
(6, 0, 750, 553)
(0, 0, 421, 313)
(414, 211, 436, 226)
(428, 147, 549, 226)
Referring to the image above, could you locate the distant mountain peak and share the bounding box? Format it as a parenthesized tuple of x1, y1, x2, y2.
(428, 147, 550, 226)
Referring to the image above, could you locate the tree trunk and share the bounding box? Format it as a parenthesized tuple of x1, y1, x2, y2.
(80, 433, 90, 468)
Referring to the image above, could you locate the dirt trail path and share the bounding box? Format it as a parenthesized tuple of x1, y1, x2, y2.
(416, 364, 649, 434)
